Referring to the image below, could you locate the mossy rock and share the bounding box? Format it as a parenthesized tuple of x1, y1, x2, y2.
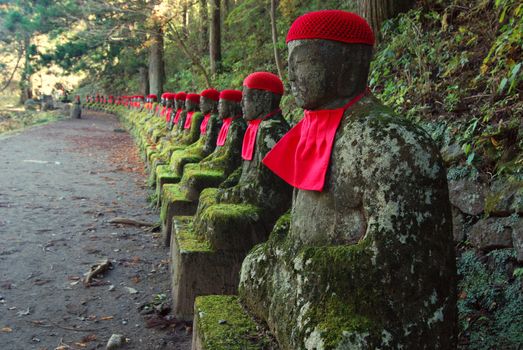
(192, 295, 274, 350)
(155, 164, 182, 206)
(175, 216, 213, 252)
(195, 203, 264, 251)
(179, 164, 226, 200)
(160, 184, 189, 222)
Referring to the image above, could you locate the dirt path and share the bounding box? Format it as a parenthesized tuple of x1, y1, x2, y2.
(0, 111, 191, 350)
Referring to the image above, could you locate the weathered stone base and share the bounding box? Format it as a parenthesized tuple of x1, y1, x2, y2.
(160, 185, 198, 246)
(171, 217, 243, 320)
(191, 295, 274, 350)
(155, 165, 182, 206)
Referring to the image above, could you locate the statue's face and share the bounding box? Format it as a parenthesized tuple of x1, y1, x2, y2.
(186, 99, 199, 111)
(241, 87, 275, 121)
(175, 99, 183, 110)
(200, 96, 216, 114)
(166, 99, 173, 108)
(288, 40, 334, 109)
(288, 39, 371, 110)
(218, 99, 240, 120)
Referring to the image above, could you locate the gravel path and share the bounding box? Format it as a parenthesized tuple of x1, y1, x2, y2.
(0, 111, 191, 350)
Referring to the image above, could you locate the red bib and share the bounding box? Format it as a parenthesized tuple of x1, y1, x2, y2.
(262, 91, 366, 191)
(200, 113, 211, 135)
(160, 106, 166, 117)
(165, 108, 173, 122)
(216, 116, 240, 146)
(241, 109, 281, 161)
(184, 111, 195, 129)
(173, 109, 182, 124)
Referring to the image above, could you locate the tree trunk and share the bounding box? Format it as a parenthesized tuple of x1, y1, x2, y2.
(138, 67, 149, 96)
(148, 24, 165, 97)
(19, 35, 32, 103)
(222, 0, 230, 16)
(182, 0, 189, 37)
(357, 0, 414, 42)
(209, 0, 221, 75)
(199, 0, 209, 55)
(270, 0, 284, 80)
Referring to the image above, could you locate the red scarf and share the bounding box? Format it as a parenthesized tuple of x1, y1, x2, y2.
(241, 109, 281, 161)
(216, 116, 240, 146)
(200, 113, 211, 135)
(184, 111, 195, 129)
(165, 107, 173, 122)
(263, 91, 366, 191)
(173, 109, 182, 124)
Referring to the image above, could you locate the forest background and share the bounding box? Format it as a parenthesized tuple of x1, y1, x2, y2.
(0, 0, 522, 348)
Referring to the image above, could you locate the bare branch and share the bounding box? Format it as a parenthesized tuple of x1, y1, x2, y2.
(167, 22, 212, 86)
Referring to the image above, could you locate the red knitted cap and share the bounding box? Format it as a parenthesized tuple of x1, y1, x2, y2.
(219, 89, 242, 102)
(186, 93, 200, 103)
(243, 72, 284, 95)
(175, 92, 187, 101)
(286, 10, 375, 46)
(161, 93, 168, 98)
(148, 94, 157, 99)
(201, 88, 220, 101)
(165, 93, 176, 100)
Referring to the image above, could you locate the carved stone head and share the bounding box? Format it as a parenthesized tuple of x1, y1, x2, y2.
(218, 90, 243, 120)
(288, 40, 372, 110)
(174, 98, 184, 110)
(218, 99, 242, 120)
(200, 96, 218, 115)
(184, 93, 200, 112)
(241, 88, 281, 121)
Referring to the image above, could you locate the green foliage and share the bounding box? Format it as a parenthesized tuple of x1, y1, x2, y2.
(457, 249, 523, 349)
(370, 0, 522, 178)
(483, 0, 523, 96)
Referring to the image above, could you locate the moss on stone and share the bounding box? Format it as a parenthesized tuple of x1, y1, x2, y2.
(199, 204, 261, 228)
(180, 165, 224, 189)
(194, 295, 272, 350)
(156, 164, 181, 183)
(175, 216, 213, 252)
(160, 184, 188, 222)
(294, 239, 383, 349)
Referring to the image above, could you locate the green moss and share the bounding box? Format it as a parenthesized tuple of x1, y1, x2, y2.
(174, 216, 213, 252)
(180, 165, 224, 189)
(219, 167, 242, 189)
(156, 164, 181, 183)
(199, 188, 220, 208)
(298, 240, 382, 348)
(200, 203, 261, 225)
(195, 295, 272, 350)
(160, 184, 188, 222)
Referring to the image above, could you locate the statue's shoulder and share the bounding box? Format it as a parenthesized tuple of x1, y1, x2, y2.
(343, 95, 431, 146)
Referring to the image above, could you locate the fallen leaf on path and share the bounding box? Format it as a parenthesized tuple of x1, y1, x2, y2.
(131, 275, 140, 284)
(84, 259, 112, 286)
(1, 326, 12, 332)
(125, 287, 138, 294)
(108, 217, 156, 227)
(33, 279, 51, 286)
(16, 307, 31, 316)
(81, 334, 97, 343)
(144, 315, 177, 329)
(100, 316, 114, 321)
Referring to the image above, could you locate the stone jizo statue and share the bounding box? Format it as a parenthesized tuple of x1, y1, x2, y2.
(240, 10, 457, 349)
